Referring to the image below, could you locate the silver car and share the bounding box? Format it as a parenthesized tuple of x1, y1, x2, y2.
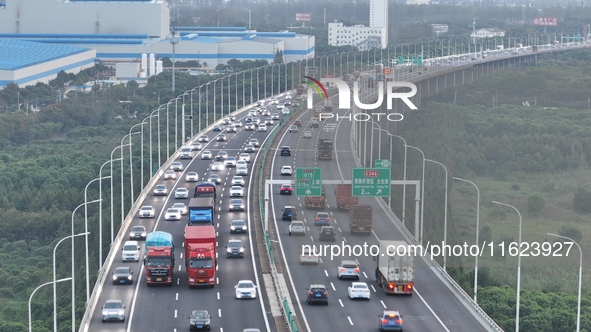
(153, 184, 168, 196)
(163, 170, 177, 180)
(185, 172, 199, 182)
(164, 208, 181, 221)
(239, 153, 251, 162)
(289, 220, 305, 236)
(230, 186, 244, 197)
(201, 150, 212, 160)
(300, 247, 319, 265)
(138, 206, 155, 218)
(337, 260, 360, 280)
(175, 187, 189, 199)
(236, 166, 248, 176)
(172, 202, 187, 215)
(231, 176, 245, 186)
(170, 161, 183, 171)
(101, 299, 125, 322)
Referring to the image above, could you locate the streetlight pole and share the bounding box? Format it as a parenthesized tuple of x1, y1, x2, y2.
(30, 277, 72, 332)
(53, 232, 88, 332)
(391, 135, 407, 226)
(98, 159, 119, 269)
(547, 233, 582, 332)
(110, 144, 130, 244)
(491, 200, 522, 332)
(405, 145, 425, 245)
(120, 132, 140, 225)
(454, 177, 480, 302)
(426, 159, 448, 271)
(71, 199, 101, 332)
(83, 176, 110, 304)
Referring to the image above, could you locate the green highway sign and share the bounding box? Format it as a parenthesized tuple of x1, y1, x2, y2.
(375, 159, 391, 168)
(352, 168, 391, 197)
(295, 167, 322, 196)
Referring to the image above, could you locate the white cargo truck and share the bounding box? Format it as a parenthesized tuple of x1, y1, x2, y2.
(375, 240, 414, 295)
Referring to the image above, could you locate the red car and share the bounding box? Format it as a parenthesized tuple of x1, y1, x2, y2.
(280, 184, 293, 195)
(293, 120, 302, 127)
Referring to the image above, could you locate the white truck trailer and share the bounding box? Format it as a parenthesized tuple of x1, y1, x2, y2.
(375, 240, 414, 295)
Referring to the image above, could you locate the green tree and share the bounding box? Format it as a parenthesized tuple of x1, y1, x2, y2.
(573, 187, 591, 214)
(558, 224, 583, 243)
(527, 195, 545, 217)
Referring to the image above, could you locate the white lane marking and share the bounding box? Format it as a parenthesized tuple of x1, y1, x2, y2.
(338, 299, 344, 307)
(218, 308, 222, 317)
(362, 271, 368, 279)
(324, 270, 328, 277)
(175, 293, 179, 301)
(416, 289, 451, 332)
(371, 285, 377, 293)
(347, 316, 353, 325)
(217, 292, 220, 300)
(380, 300, 387, 308)
(174, 309, 177, 318)
(330, 282, 336, 291)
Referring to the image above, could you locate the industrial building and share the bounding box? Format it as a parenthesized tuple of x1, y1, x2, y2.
(0, 0, 315, 88)
(328, 0, 388, 49)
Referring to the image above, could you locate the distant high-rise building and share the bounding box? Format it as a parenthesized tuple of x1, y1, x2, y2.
(328, 0, 388, 49)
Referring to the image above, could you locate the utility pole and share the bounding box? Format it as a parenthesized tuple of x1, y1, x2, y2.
(472, 18, 476, 47)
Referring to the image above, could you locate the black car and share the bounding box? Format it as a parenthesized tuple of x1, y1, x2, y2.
(112, 267, 133, 285)
(280, 146, 291, 156)
(226, 239, 245, 258)
(189, 310, 211, 331)
(230, 220, 247, 234)
(129, 225, 147, 240)
(282, 206, 297, 221)
(306, 284, 328, 305)
(229, 199, 245, 212)
(319, 226, 336, 241)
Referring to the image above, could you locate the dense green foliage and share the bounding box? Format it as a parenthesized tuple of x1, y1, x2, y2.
(384, 50, 591, 332)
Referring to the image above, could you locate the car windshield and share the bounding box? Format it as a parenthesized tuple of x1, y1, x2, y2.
(318, 213, 328, 218)
(210, 174, 219, 179)
(192, 311, 208, 319)
(131, 226, 144, 232)
(173, 204, 185, 209)
(167, 209, 179, 213)
(232, 221, 245, 226)
(104, 302, 122, 309)
(188, 258, 213, 268)
(155, 185, 165, 190)
(114, 268, 129, 274)
(228, 241, 242, 248)
(123, 245, 137, 251)
(177, 189, 187, 192)
(238, 282, 253, 288)
(311, 288, 325, 292)
(231, 200, 242, 204)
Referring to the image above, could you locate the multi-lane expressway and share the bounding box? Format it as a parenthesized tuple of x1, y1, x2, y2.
(85, 44, 588, 331)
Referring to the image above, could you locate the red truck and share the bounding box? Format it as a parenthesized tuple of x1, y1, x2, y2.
(143, 231, 175, 286)
(349, 204, 372, 235)
(305, 186, 326, 209)
(335, 184, 358, 210)
(296, 84, 306, 95)
(184, 225, 216, 288)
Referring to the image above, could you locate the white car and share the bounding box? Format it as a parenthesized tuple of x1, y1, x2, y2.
(138, 205, 155, 218)
(207, 173, 222, 184)
(224, 157, 237, 168)
(288, 125, 298, 133)
(271, 113, 280, 120)
(234, 120, 242, 127)
(248, 109, 257, 116)
(300, 247, 319, 265)
(231, 176, 245, 186)
(337, 260, 360, 280)
(230, 186, 244, 197)
(235, 280, 257, 299)
(282, 108, 290, 115)
(101, 299, 126, 322)
(303, 131, 312, 139)
(211, 162, 225, 171)
(252, 117, 261, 126)
(198, 135, 209, 142)
(174, 187, 189, 199)
(265, 118, 274, 125)
(185, 172, 199, 182)
(172, 202, 187, 215)
(249, 138, 259, 147)
(236, 166, 248, 176)
(227, 125, 237, 133)
(191, 142, 202, 151)
(163, 170, 177, 180)
(271, 98, 278, 105)
(262, 110, 270, 116)
(236, 160, 247, 168)
(277, 103, 284, 110)
(244, 144, 255, 153)
(170, 161, 183, 171)
(280, 165, 292, 176)
(164, 208, 181, 221)
(258, 124, 267, 132)
(201, 150, 212, 160)
(289, 220, 306, 236)
(239, 153, 251, 163)
(347, 282, 371, 300)
(153, 184, 168, 196)
(217, 134, 227, 141)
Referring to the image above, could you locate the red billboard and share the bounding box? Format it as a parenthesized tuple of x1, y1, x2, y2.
(533, 17, 557, 26)
(296, 13, 311, 22)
